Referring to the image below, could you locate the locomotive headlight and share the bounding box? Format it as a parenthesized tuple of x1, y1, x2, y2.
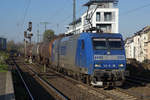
(119, 64, 124, 67)
(95, 64, 101, 67)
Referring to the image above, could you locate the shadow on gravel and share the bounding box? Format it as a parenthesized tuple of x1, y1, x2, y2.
(120, 60, 150, 89)
(39, 72, 64, 79)
(11, 58, 55, 100)
(21, 72, 55, 100)
(0, 93, 15, 100)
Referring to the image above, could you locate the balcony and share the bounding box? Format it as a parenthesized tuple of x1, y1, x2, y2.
(96, 12, 115, 22)
(104, 12, 112, 21)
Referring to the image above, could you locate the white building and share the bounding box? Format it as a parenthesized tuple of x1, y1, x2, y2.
(125, 37, 135, 59)
(66, 0, 119, 34)
(125, 26, 150, 62)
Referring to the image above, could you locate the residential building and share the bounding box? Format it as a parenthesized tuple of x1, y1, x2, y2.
(125, 37, 135, 59)
(147, 41, 150, 60)
(66, 0, 119, 34)
(125, 26, 150, 62)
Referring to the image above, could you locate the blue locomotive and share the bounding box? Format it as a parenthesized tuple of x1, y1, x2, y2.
(52, 32, 128, 87)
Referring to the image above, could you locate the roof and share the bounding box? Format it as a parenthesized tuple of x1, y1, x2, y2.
(83, 0, 118, 6)
(134, 26, 150, 36)
(124, 37, 134, 44)
(125, 26, 150, 43)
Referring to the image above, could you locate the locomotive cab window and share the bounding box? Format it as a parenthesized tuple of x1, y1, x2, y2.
(81, 40, 85, 49)
(108, 38, 122, 49)
(93, 38, 107, 50)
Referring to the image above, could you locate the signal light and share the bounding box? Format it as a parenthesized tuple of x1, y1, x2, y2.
(24, 31, 27, 38)
(28, 21, 32, 32)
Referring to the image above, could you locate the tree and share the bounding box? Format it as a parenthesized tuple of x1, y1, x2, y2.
(43, 29, 55, 42)
(7, 40, 16, 51)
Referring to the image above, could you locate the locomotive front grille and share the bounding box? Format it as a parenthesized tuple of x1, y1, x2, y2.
(93, 69, 125, 82)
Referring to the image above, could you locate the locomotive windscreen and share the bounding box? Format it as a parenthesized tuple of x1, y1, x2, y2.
(93, 38, 122, 50)
(93, 38, 107, 50)
(108, 38, 122, 49)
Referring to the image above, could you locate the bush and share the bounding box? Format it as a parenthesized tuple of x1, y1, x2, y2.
(0, 64, 8, 71)
(0, 51, 9, 64)
(0, 51, 9, 72)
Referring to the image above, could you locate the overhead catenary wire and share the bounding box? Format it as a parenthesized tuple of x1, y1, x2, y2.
(54, 0, 86, 25)
(22, 0, 31, 28)
(73, 0, 76, 34)
(18, 0, 150, 41)
(60, 6, 84, 24)
(51, 5, 85, 34)
(121, 3, 150, 16)
(48, 0, 72, 21)
(60, 1, 150, 31)
(17, 0, 31, 43)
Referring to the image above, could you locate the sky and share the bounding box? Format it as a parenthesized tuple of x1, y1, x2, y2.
(0, 0, 150, 42)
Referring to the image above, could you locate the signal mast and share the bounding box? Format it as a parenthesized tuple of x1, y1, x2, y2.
(24, 22, 33, 63)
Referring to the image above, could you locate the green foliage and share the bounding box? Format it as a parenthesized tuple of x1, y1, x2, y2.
(0, 51, 9, 72)
(0, 51, 9, 64)
(0, 64, 8, 72)
(43, 29, 55, 42)
(7, 40, 16, 51)
(7, 40, 24, 53)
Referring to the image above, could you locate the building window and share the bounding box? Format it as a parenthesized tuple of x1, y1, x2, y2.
(96, 12, 100, 21)
(104, 12, 112, 21)
(96, 24, 111, 33)
(138, 38, 140, 43)
(144, 43, 148, 46)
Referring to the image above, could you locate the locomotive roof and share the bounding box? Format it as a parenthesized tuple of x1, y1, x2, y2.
(80, 32, 122, 38)
(55, 33, 122, 43)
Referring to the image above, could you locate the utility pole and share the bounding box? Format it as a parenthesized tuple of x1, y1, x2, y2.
(57, 24, 59, 33)
(37, 24, 40, 43)
(40, 22, 50, 32)
(24, 31, 27, 58)
(40, 22, 50, 73)
(73, 0, 76, 34)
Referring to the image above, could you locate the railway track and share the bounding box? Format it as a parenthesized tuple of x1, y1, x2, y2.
(22, 63, 69, 100)
(28, 59, 140, 100)
(12, 59, 35, 100)
(14, 56, 142, 100)
(56, 71, 139, 100)
(115, 76, 150, 100)
(126, 76, 150, 87)
(105, 88, 137, 100)
(15, 57, 108, 100)
(28, 63, 110, 100)
(11, 57, 69, 100)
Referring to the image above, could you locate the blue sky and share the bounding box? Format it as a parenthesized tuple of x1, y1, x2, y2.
(0, 0, 150, 42)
